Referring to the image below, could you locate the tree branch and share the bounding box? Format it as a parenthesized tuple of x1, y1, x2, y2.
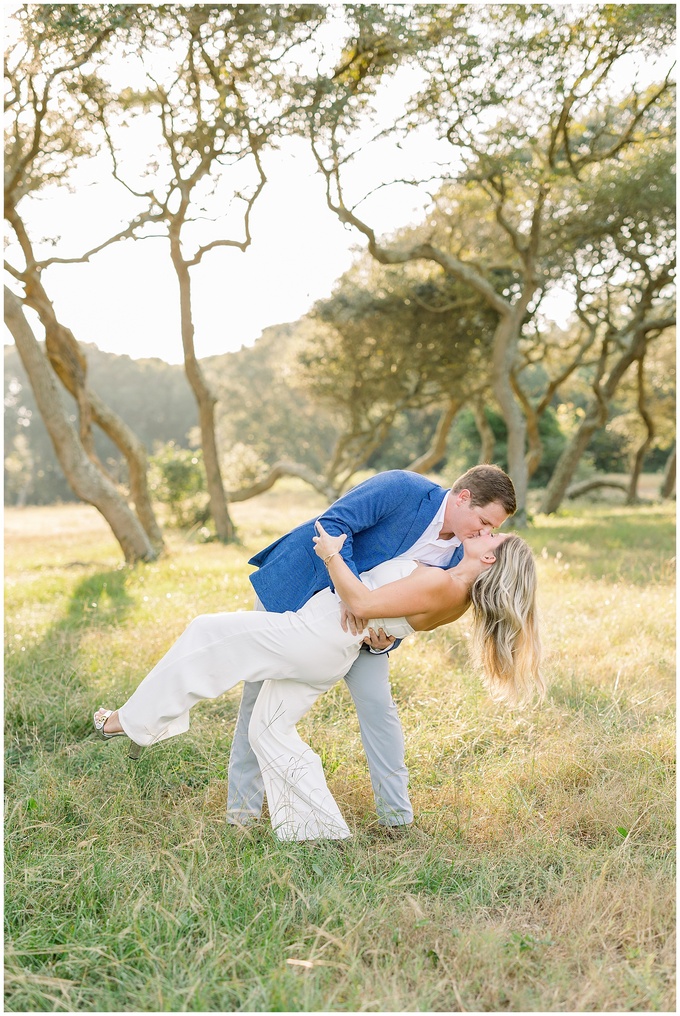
(411, 292, 479, 314)
(227, 460, 336, 502)
(186, 129, 267, 266)
(4, 260, 26, 282)
(312, 122, 516, 318)
(6, 26, 116, 201)
(33, 211, 167, 270)
(573, 78, 674, 173)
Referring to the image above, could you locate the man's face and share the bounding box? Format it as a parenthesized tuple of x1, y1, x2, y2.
(443, 490, 508, 540)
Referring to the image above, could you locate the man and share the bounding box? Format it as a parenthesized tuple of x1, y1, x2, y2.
(227, 464, 516, 828)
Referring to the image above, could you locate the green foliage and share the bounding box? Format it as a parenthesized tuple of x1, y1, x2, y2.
(587, 425, 634, 474)
(308, 0, 675, 500)
(3, 345, 197, 505)
(298, 256, 497, 483)
(25, 3, 134, 36)
(220, 442, 269, 492)
(207, 322, 337, 475)
(556, 140, 676, 279)
(148, 442, 209, 531)
(309, 266, 496, 404)
(5, 5, 140, 202)
(367, 406, 446, 471)
(452, 405, 568, 486)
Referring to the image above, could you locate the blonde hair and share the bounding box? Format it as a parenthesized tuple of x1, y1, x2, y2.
(469, 535, 544, 706)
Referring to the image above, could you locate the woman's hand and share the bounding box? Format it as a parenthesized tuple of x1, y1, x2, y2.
(313, 520, 346, 563)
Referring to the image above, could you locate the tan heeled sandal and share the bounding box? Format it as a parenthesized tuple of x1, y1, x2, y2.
(93, 708, 143, 760)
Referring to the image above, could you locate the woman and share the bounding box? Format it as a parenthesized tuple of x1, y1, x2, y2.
(94, 525, 542, 840)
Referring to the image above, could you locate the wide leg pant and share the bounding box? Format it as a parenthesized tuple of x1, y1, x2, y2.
(118, 591, 361, 840)
(226, 650, 413, 828)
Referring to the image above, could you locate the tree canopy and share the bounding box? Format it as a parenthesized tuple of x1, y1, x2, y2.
(4, 4, 676, 549)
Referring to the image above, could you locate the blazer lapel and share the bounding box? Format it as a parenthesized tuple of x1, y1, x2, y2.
(393, 486, 448, 556)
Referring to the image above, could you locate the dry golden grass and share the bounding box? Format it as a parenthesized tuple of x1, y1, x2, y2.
(4, 483, 675, 1011)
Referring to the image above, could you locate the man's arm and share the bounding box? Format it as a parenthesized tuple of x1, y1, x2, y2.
(317, 472, 408, 633)
(315, 470, 431, 579)
(317, 471, 439, 635)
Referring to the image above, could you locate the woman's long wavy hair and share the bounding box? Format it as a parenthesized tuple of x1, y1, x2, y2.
(469, 535, 544, 706)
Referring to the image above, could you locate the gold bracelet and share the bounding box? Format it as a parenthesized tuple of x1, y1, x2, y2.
(323, 551, 340, 567)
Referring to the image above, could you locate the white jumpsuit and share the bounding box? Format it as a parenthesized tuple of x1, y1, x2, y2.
(118, 560, 417, 841)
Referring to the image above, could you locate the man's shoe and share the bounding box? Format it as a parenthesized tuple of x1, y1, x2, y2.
(381, 823, 431, 843)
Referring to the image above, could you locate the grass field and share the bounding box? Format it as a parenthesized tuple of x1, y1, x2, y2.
(4, 484, 676, 1012)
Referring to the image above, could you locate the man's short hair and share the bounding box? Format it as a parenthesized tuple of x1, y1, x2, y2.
(451, 464, 516, 516)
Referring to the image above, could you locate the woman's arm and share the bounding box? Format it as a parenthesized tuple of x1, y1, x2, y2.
(313, 522, 467, 620)
(314, 471, 434, 580)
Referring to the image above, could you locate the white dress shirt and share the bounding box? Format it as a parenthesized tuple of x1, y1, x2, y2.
(394, 489, 460, 565)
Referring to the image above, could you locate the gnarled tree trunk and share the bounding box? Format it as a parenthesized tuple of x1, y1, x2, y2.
(471, 397, 496, 465)
(660, 444, 675, 499)
(626, 357, 655, 504)
(30, 292, 165, 551)
(491, 310, 529, 526)
(541, 323, 652, 515)
(227, 461, 336, 503)
(407, 397, 461, 474)
(540, 412, 605, 514)
(170, 232, 234, 542)
(7, 207, 164, 550)
(566, 477, 628, 499)
(5, 287, 157, 563)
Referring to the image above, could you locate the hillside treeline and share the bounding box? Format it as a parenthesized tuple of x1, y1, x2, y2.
(5, 303, 674, 509)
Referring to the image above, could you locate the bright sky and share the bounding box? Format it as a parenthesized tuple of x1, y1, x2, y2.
(5, 4, 456, 365)
(5, 7, 669, 366)
(8, 121, 574, 367)
(10, 138, 382, 365)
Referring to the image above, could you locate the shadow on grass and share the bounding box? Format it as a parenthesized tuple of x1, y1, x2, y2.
(60, 568, 135, 630)
(5, 568, 135, 757)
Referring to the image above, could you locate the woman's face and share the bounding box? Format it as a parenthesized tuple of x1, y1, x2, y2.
(462, 531, 509, 561)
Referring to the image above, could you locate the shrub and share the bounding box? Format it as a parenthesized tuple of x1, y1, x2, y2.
(149, 442, 210, 530)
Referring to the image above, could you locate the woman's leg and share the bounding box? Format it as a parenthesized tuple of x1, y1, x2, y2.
(249, 679, 351, 841)
(116, 600, 357, 749)
(118, 612, 249, 746)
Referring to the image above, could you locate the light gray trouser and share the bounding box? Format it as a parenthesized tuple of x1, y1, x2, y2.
(226, 599, 413, 827)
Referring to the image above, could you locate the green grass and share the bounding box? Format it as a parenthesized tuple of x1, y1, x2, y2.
(5, 488, 676, 1011)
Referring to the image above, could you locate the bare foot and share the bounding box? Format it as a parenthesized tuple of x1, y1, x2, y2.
(94, 708, 123, 735)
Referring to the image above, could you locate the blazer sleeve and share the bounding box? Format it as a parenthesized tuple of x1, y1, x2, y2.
(315, 471, 432, 580)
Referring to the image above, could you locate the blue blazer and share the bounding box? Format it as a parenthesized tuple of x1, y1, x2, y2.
(248, 470, 461, 612)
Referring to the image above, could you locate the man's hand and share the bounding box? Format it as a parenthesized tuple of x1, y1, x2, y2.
(339, 601, 367, 636)
(362, 627, 396, 652)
